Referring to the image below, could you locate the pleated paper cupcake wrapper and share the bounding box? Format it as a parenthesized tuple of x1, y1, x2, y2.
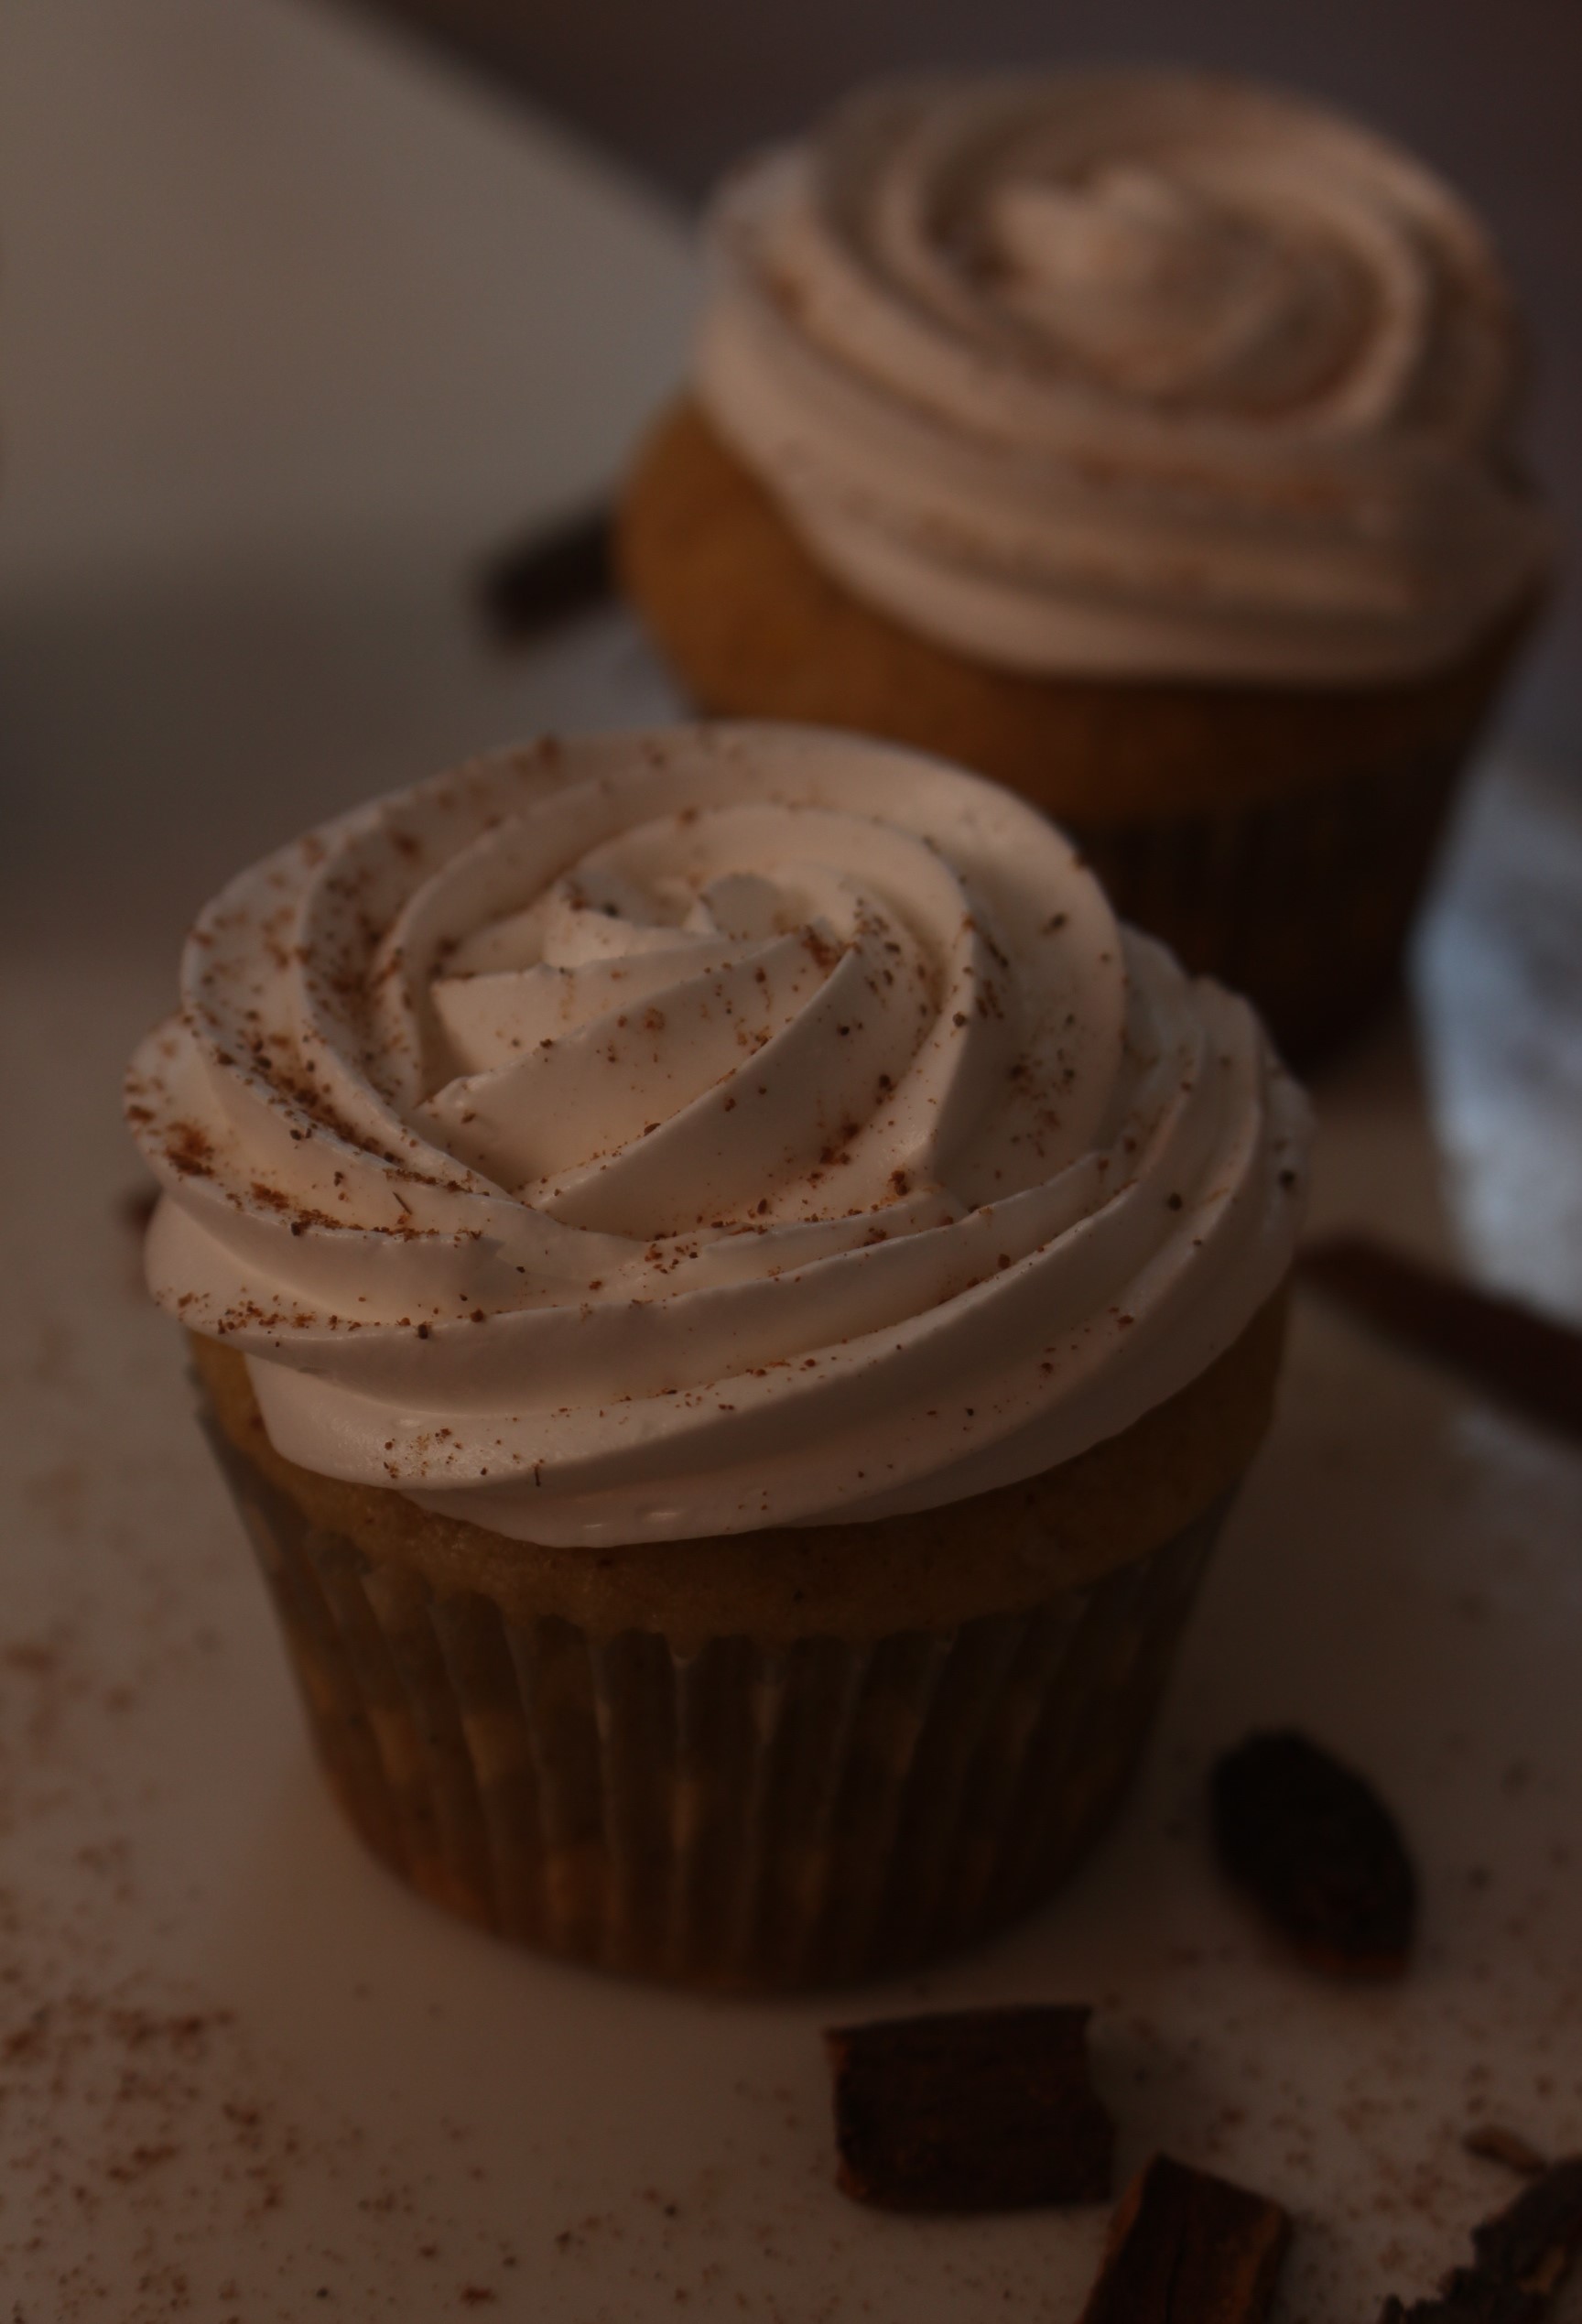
(207, 1421, 1229, 1992)
(1067, 744, 1463, 1066)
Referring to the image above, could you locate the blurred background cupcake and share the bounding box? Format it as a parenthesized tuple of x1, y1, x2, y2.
(618, 70, 1553, 1060)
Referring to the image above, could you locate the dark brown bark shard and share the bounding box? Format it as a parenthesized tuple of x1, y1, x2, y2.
(824, 2004, 1113, 2211)
(1211, 1729, 1416, 1975)
(1077, 2153, 1291, 2324)
(1377, 2157, 1582, 2324)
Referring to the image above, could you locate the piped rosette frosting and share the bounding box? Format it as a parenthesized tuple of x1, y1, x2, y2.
(125, 726, 1308, 1545)
(695, 71, 1548, 683)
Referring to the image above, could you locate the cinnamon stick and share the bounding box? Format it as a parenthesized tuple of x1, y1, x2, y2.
(1300, 1234, 1582, 1445)
(1078, 2154, 1291, 2324)
(1379, 2156, 1582, 2324)
(479, 504, 613, 643)
(825, 2004, 1113, 2212)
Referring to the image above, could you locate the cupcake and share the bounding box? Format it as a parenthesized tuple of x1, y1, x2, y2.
(125, 723, 1308, 1989)
(618, 71, 1552, 1060)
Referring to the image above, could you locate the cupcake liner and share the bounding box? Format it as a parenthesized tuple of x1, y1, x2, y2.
(206, 1417, 1230, 1991)
(1065, 743, 1462, 1065)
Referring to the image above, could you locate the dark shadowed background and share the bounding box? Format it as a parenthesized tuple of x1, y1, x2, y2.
(336, 0, 1582, 763)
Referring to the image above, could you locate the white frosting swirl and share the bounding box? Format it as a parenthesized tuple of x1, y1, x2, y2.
(695, 71, 1548, 683)
(125, 726, 1308, 1546)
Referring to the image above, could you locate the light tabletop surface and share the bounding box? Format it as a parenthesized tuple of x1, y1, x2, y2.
(3, 4, 1581, 2319)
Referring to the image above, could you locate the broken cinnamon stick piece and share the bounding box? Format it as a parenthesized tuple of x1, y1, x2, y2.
(117, 1183, 159, 1240)
(1465, 2126, 1549, 2178)
(478, 504, 613, 644)
(825, 2004, 1113, 2211)
(1299, 1234, 1582, 1446)
(1378, 2156, 1582, 2324)
(1472, 2159, 1582, 2300)
(1077, 2154, 1290, 2324)
(1211, 1730, 1416, 1976)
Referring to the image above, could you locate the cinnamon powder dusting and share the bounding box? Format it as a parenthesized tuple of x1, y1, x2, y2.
(3, 1512, 524, 2315)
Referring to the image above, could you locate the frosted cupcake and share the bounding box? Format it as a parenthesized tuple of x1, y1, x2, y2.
(618, 71, 1552, 1059)
(125, 724, 1308, 1989)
